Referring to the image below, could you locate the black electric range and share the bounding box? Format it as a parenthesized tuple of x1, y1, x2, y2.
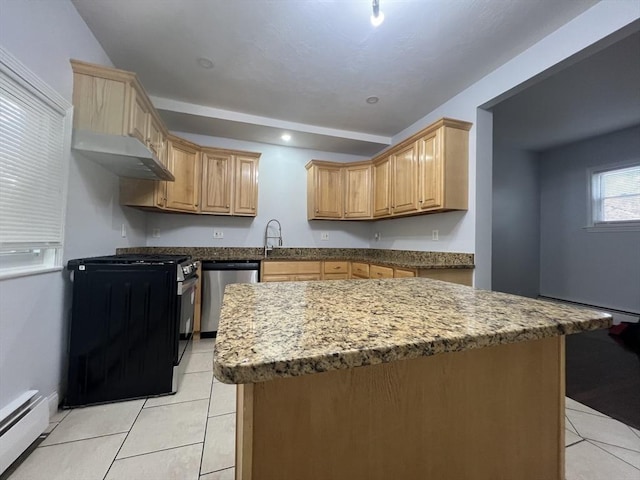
(65, 254, 198, 406)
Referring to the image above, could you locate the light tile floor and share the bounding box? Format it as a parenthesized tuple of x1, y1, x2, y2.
(6, 337, 640, 480)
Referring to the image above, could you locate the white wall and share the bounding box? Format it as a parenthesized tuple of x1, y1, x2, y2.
(145, 133, 372, 248)
(539, 125, 640, 314)
(377, 2, 639, 288)
(491, 145, 540, 298)
(0, 0, 147, 411)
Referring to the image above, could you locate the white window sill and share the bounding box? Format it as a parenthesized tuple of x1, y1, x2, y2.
(0, 265, 64, 281)
(583, 223, 640, 232)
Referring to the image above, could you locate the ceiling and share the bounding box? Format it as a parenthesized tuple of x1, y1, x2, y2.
(492, 30, 640, 152)
(71, 0, 600, 154)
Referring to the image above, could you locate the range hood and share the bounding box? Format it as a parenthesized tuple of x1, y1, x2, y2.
(72, 130, 175, 181)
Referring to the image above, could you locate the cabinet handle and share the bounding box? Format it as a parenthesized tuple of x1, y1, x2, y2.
(316, 209, 319, 213)
(419, 199, 423, 203)
(226, 204, 230, 208)
(252, 207, 255, 210)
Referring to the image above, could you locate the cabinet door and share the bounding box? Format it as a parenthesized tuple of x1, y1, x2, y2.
(393, 268, 416, 278)
(234, 155, 259, 216)
(372, 157, 392, 217)
(148, 116, 166, 164)
(370, 264, 394, 279)
(418, 129, 442, 210)
(165, 139, 201, 212)
(128, 86, 150, 144)
(201, 151, 232, 214)
(392, 142, 419, 214)
(313, 165, 343, 218)
(351, 262, 370, 279)
(344, 164, 371, 218)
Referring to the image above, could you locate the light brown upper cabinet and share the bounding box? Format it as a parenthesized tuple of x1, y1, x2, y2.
(344, 162, 372, 218)
(165, 136, 201, 212)
(417, 123, 469, 212)
(201, 150, 260, 216)
(390, 142, 419, 215)
(373, 156, 392, 218)
(306, 161, 343, 219)
(234, 154, 259, 215)
(201, 150, 233, 214)
(71, 60, 170, 169)
(307, 161, 372, 220)
(307, 118, 471, 222)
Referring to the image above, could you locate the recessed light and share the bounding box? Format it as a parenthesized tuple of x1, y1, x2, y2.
(197, 57, 214, 69)
(281, 134, 292, 142)
(366, 96, 379, 104)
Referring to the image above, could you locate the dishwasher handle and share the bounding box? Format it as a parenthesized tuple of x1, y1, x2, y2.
(202, 261, 260, 271)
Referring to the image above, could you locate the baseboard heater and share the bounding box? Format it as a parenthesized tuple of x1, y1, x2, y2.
(0, 390, 48, 474)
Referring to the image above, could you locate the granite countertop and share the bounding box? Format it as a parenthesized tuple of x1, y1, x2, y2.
(213, 278, 611, 384)
(116, 247, 475, 269)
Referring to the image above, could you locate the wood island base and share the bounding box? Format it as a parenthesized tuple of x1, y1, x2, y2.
(235, 336, 565, 480)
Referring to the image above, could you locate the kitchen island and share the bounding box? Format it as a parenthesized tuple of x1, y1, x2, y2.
(213, 278, 611, 480)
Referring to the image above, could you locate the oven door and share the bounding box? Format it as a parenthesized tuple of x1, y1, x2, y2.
(176, 275, 197, 366)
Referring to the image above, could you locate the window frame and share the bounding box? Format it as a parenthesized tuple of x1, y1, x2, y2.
(586, 161, 640, 232)
(0, 46, 72, 280)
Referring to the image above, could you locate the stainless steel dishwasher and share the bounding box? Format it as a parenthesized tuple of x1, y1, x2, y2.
(201, 261, 260, 337)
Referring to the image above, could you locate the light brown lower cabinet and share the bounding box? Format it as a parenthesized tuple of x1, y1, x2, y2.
(350, 262, 370, 279)
(236, 336, 564, 480)
(393, 268, 416, 278)
(369, 264, 394, 279)
(418, 268, 472, 286)
(261, 261, 322, 282)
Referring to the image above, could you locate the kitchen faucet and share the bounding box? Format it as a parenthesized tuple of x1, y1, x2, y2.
(264, 219, 283, 257)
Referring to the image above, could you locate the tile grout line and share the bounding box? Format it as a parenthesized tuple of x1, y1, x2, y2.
(565, 415, 581, 438)
(208, 411, 236, 420)
(144, 395, 212, 410)
(101, 403, 146, 480)
(199, 370, 217, 476)
(586, 439, 640, 471)
(112, 440, 205, 462)
(38, 430, 130, 449)
(565, 406, 610, 418)
(578, 436, 640, 454)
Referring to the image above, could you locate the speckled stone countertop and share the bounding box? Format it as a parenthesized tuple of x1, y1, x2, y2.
(213, 278, 611, 384)
(115, 247, 474, 269)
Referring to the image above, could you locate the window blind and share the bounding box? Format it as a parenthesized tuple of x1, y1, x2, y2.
(0, 46, 71, 276)
(593, 165, 640, 224)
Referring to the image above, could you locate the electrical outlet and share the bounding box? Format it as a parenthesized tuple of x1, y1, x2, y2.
(374, 232, 381, 241)
(152, 228, 160, 238)
(320, 232, 329, 241)
(432, 229, 439, 241)
(121, 223, 127, 238)
(213, 230, 224, 239)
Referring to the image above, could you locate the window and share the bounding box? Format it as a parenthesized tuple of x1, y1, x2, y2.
(589, 163, 640, 228)
(0, 47, 72, 279)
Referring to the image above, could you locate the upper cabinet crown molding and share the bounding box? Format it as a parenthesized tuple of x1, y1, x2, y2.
(307, 117, 472, 222)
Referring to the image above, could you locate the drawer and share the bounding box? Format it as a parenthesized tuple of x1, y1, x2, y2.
(262, 274, 293, 282)
(370, 264, 394, 279)
(323, 261, 349, 274)
(262, 261, 321, 276)
(394, 268, 416, 278)
(351, 262, 369, 278)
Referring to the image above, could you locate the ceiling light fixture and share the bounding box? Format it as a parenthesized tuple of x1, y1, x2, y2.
(366, 96, 379, 104)
(371, 0, 384, 27)
(197, 57, 214, 69)
(281, 133, 292, 141)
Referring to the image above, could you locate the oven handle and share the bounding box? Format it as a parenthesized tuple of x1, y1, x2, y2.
(177, 275, 198, 295)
